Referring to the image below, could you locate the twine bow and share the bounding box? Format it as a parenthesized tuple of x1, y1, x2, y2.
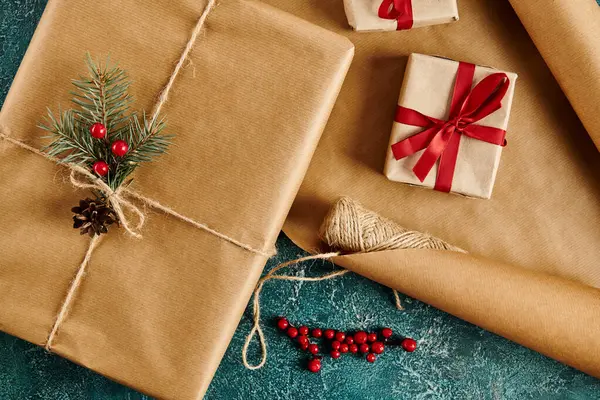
(391, 62, 510, 193)
(378, 0, 414, 30)
(68, 167, 145, 238)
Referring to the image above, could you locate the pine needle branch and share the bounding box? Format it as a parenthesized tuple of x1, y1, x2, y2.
(41, 54, 174, 192)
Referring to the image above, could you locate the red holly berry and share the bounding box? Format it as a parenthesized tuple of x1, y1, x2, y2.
(371, 341, 385, 354)
(381, 328, 393, 339)
(366, 353, 377, 363)
(354, 331, 368, 344)
(401, 338, 417, 353)
(335, 331, 346, 342)
(89, 123, 107, 139)
(277, 317, 289, 331)
(299, 326, 309, 336)
(300, 342, 309, 351)
(367, 333, 378, 343)
(331, 341, 341, 351)
(111, 140, 129, 157)
(307, 358, 321, 373)
(330, 350, 341, 359)
(311, 328, 323, 338)
(324, 329, 336, 340)
(339, 343, 349, 353)
(359, 343, 370, 353)
(345, 335, 354, 345)
(287, 327, 299, 339)
(308, 344, 319, 355)
(93, 160, 109, 177)
(297, 335, 309, 346)
(349, 344, 358, 353)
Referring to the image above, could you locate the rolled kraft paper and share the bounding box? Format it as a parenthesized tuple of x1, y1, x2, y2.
(508, 0, 600, 150)
(320, 198, 600, 378)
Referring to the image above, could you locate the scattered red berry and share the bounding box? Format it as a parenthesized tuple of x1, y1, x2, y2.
(93, 160, 109, 176)
(331, 340, 341, 351)
(299, 326, 309, 336)
(89, 123, 107, 139)
(297, 335, 309, 346)
(277, 318, 289, 331)
(366, 353, 377, 363)
(287, 327, 299, 339)
(339, 343, 349, 353)
(324, 329, 336, 340)
(381, 328, 393, 339)
(308, 344, 319, 355)
(401, 338, 417, 353)
(311, 328, 323, 338)
(367, 333, 378, 343)
(335, 332, 346, 342)
(307, 358, 322, 373)
(359, 343, 370, 353)
(349, 344, 358, 353)
(354, 331, 368, 344)
(371, 341, 385, 354)
(345, 335, 354, 345)
(300, 342, 309, 351)
(111, 139, 129, 157)
(330, 350, 341, 359)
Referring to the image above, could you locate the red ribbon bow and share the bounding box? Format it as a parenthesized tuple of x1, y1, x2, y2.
(391, 62, 510, 193)
(378, 0, 414, 30)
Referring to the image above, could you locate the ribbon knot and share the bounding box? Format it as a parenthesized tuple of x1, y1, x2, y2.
(378, 0, 414, 30)
(69, 166, 145, 238)
(391, 62, 510, 193)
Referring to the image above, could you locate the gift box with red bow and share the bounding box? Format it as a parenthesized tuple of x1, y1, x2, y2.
(384, 54, 518, 199)
(344, 0, 459, 32)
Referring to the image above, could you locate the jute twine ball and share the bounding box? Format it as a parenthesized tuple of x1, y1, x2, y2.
(319, 197, 465, 253)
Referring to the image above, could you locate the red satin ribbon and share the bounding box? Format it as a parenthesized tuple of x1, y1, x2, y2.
(378, 0, 414, 30)
(391, 62, 510, 193)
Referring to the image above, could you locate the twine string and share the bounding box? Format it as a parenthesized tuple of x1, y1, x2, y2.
(242, 253, 343, 370)
(151, 0, 216, 124)
(242, 197, 465, 370)
(44, 235, 104, 350)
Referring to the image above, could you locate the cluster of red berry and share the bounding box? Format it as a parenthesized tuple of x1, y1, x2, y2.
(277, 317, 417, 373)
(89, 122, 130, 177)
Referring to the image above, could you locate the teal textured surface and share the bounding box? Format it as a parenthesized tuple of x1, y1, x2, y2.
(1, 1, 600, 399)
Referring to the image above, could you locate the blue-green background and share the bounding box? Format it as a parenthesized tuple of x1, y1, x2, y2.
(2, 1, 600, 399)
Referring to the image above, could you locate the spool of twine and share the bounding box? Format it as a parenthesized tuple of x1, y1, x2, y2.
(242, 196, 464, 369)
(320, 197, 465, 253)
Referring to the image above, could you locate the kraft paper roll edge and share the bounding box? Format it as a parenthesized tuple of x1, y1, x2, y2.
(508, 0, 600, 150)
(334, 250, 600, 378)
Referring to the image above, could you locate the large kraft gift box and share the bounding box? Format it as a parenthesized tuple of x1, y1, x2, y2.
(0, 0, 353, 398)
(264, 0, 600, 378)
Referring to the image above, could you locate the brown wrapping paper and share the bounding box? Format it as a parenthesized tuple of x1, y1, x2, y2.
(384, 54, 518, 199)
(262, 0, 600, 377)
(343, 0, 459, 32)
(0, 0, 353, 399)
(508, 0, 600, 151)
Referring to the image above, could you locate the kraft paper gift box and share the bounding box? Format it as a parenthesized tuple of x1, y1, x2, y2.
(344, 0, 459, 32)
(384, 53, 518, 199)
(0, 0, 354, 398)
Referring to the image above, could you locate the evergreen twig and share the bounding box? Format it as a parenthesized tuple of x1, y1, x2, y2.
(40, 54, 173, 191)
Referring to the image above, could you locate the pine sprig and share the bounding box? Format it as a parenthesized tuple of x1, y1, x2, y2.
(71, 53, 133, 140)
(40, 54, 174, 192)
(39, 109, 100, 164)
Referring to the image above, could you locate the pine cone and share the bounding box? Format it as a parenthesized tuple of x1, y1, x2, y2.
(71, 197, 118, 237)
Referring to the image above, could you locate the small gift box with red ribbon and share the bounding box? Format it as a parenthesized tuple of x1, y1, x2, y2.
(344, 0, 459, 32)
(384, 54, 518, 199)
